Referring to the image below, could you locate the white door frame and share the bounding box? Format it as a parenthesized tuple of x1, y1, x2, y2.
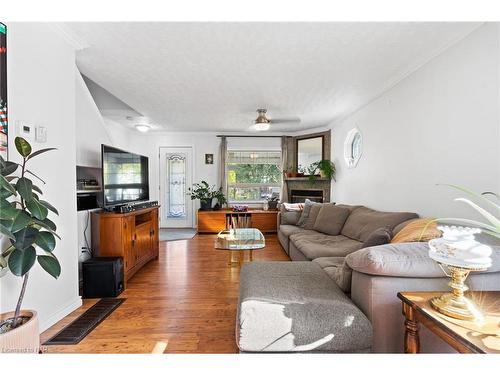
(159, 146, 194, 228)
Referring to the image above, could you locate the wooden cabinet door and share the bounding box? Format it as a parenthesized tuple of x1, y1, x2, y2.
(135, 224, 151, 264)
(197, 211, 226, 233)
(251, 213, 278, 233)
(151, 209, 159, 258)
(123, 216, 135, 271)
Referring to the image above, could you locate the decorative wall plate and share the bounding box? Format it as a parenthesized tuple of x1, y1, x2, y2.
(344, 128, 362, 168)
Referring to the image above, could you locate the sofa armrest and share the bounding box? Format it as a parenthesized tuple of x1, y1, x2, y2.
(346, 242, 500, 278)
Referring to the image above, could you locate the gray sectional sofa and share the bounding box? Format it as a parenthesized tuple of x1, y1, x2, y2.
(236, 202, 500, 353)
(278, 204, 417, 261)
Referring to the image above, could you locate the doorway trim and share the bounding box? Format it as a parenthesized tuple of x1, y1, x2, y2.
(159, 146, 195, 228)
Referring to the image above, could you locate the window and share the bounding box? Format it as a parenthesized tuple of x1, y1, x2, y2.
(227, 151, 282, 203)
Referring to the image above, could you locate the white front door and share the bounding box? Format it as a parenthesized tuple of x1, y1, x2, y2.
(159, 147, 193, 228)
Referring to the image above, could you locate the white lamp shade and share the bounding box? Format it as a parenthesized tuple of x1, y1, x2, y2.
(428, 226, 492, 269)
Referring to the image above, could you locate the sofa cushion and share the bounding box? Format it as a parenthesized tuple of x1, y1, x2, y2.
(290, 232, 363, 259)
(313, 257, 352, 293)
(279, 224, 308, 238)
(362, 227, 393, 248)
(391, 218, 442, 243)
(346, 243, 500, 278)
(280, 206, 302, 225)
(341, 206, 418, 242)
(237, 261, 372, 352)
(296, 199, 322, 229)
(313, 204, 351, 236)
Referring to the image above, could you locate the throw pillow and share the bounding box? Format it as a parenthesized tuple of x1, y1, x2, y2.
(301, 204, 322, 230)
(296, 199, 321, 228)
(362, 227, 393, 249)
(279, 205, 302, 225)
(391, 218, 442, 243)
(313, 204, 351, 236)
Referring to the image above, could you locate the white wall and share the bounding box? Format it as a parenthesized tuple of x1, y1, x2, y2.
(75, 69, 135, 262)
(1, 23, 81, 331)
(130, 132, 221, 220)
(331, 24, 500, 219)
(75, 71, 132, 167)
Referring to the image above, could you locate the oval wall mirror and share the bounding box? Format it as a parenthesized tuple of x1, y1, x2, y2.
(344, 128, 362, 168)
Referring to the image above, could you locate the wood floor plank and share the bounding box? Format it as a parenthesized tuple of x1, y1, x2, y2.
(40, 234, 289, 353)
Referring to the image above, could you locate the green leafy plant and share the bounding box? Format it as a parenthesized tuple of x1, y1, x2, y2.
(435, 184, 500, 239)
(307, 160, 336, 181)
(0, 137, 60, 331)
(188, 181, 227, 207)
(213, 189, 227, 206)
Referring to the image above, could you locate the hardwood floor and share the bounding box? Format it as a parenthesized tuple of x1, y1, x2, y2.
(40, 234, 289, 353)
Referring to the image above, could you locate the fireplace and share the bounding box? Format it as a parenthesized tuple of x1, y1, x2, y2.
(285, 177, 331, 203)
(290, 189, 324, 203)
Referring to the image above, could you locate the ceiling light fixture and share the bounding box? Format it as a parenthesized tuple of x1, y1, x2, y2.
(254, 109, 271, 131)
(135, 124, 151, 133)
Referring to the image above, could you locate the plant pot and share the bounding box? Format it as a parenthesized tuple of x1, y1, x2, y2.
(319, 170, 327, 178)
(0, 310, 39, 353)
(199, 198, 213, 211)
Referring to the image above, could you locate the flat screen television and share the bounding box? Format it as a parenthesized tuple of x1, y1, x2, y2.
(101, 145, 149, 208)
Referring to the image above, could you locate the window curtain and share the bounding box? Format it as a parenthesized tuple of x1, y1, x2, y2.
(280, 136, 289, 203)
(219, 136, 228, 205)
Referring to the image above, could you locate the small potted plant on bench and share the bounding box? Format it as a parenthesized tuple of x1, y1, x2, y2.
(188, 181, 227, 211)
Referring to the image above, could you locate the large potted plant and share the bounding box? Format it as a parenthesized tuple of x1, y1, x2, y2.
(308, 160, 336, 181)
(188, 181, 226, 211)
(0, 137, 60, 353)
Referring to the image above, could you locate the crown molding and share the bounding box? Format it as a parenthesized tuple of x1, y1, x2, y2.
(49, 23, 88, 51)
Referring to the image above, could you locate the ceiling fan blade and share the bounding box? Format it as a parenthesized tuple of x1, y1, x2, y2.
(271, 117, 301, 124)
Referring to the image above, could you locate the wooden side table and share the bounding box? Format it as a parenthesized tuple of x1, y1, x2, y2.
(398, 291, 500, 353)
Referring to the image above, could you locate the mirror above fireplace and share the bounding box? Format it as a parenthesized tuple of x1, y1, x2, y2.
(296, 135, 324, 174)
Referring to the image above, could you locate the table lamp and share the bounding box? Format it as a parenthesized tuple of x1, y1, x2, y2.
(428, 225, 492, 321)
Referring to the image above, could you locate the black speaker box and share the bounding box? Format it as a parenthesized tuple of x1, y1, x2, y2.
(82, 257, 124, 298)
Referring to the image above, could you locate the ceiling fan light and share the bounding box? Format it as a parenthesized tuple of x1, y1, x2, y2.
(135, 124, 151, 133)
(253, 121, 270, 131)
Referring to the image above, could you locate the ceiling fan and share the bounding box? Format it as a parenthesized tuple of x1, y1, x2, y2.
(251, 109, 301, 131)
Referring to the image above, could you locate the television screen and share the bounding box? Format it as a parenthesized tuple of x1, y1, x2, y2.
(102, 145, 149, 207)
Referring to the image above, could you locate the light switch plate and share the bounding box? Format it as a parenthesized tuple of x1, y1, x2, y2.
(35, 126, 47, 143)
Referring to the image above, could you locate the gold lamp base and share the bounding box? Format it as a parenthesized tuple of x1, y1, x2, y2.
(430, 265, 485, 322)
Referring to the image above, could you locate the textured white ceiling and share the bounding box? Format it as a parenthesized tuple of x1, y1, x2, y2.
(64, 22, 481, 133)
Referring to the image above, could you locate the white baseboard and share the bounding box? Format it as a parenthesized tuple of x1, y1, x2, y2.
(39, 297, 83, 332)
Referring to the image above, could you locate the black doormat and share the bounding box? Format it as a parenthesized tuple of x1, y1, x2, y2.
(43, 298, 126, 345)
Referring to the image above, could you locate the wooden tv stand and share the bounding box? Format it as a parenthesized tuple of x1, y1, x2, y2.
(197, 209, 278, 234)
(91, 206, 159, 285)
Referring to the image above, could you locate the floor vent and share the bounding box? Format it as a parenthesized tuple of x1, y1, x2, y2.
(43, 298, 126, 345)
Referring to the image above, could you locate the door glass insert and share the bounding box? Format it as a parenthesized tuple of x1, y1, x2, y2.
(167, 154, 187, 218)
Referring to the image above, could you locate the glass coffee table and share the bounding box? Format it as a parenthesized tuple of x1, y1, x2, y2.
(215, 228, 265, 267)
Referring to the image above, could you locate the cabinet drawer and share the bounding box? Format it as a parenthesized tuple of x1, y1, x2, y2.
(251, 213, 277, 233)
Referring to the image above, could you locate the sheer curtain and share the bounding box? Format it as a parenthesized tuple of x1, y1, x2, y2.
(219, 136, 228, 205)
(280, 136, 289, 203)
